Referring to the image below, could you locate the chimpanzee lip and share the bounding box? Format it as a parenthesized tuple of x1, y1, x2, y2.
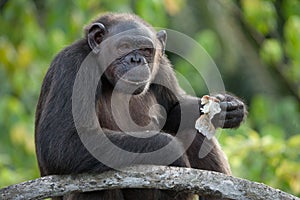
(114, 76, 149, 95)
(118, 76, 150, 85)
(116, 64, 151, 85)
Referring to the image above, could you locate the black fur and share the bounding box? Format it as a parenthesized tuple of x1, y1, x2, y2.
(35, 13, 246, 200)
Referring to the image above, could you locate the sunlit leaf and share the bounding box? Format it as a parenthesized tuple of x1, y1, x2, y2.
(195, 29, 221, 59)
(16, 43, 33, 69)
(284, 16, 300, 61)
(10, 123, 28, 146)
(276, 160, 300, 193)
(288, 134, 300, 149)
(135, 0, 167, 27)
(260, 39, 283, 65)
(163, 0, 185, 15)
(242, 0, 277, 35)
(0, 37, 17, 72)
(283, 0, 300, 19)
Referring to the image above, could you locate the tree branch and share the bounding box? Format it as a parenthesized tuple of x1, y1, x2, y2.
(0, 166, 298, 200)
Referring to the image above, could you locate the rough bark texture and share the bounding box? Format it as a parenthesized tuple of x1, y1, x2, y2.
(0, 166, 299, 200)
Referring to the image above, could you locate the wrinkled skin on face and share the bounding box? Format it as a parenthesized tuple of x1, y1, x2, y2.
(87, 21, 166, 94)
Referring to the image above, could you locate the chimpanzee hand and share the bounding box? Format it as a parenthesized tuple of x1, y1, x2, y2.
(210, 94, 247, 129)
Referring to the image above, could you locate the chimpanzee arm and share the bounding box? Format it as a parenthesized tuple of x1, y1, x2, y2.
(36, 127, 189, 175)
(153, 60, 246, 134)
(162, 95, 200, 133)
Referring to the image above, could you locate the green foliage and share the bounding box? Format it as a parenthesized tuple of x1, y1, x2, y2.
(219, 123, 300, 195)
(260, 39, 283, 65)
(284, 16, 300, 60)
(250, 95, 300, 136)
(241, 0, 300, 97)
(282, 0, 300, 19)
(195, 29, 221, 59)
(135, 0, 168, 27)
(283, 16, 300, 86)
(220, 126, 300, 194)
(242, 0, 277, 35)
(175, 29, 222, 96)
(219, 95, 300, 196)
(0, 0, 299, 197)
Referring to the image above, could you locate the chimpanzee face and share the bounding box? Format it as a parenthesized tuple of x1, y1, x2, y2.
(87, 21, 166, 94)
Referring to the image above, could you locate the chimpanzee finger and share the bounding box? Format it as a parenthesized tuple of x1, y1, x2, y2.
(213, 109, 244, 122)
(211, 114, 223, 128)
(211, 112, 229, 128)
(212, 110, 244, 128)
(214, 94, 226, 102)
(219, 101, 242, 111)
(222, 117, 244, 128)
(223, 109, 245, 119)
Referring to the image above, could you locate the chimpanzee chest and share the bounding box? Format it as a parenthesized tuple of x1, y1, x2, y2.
(96, 91, 163, 132)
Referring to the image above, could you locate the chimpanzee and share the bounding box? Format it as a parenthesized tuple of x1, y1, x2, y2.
(35, 13, 246, 200)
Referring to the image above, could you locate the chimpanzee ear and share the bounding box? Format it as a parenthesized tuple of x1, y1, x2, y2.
(87, 23, 106, 54)
(156, 30, 167, 54)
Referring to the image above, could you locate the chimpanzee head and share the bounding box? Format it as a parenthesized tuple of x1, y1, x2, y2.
(86, 14, 167, 94)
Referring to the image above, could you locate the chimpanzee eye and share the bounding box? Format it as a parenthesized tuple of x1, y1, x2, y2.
(118, 42, 131, 53)
(140, 48, 153, 56)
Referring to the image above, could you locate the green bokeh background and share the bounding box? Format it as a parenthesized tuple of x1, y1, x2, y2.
(0, 0, 299, 197)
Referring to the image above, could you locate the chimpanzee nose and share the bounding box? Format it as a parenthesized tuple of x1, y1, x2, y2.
(125, 53, 146, 66)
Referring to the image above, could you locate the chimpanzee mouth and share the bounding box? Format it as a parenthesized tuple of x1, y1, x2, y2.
(115, 77, 150, 95)
(118, 76, 150, 85)
(105, 62, 151, 94)
(118, 64, 151, 83)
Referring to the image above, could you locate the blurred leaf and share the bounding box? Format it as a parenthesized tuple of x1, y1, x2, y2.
(163, 0, 185, 15)
(0, 37, 17, 72)
(260, 39, 283, 65)
(249, 95, 270, 128)
(260, 124, 284, 139)
(242, 0, 277, 35)
(282, 0, 300, 19)
(277, 160, 300, 194)
(10, 123, 35, 154)
(284, 15, 300, 61)
(288, 134, 300, 149)
(250, 95, 300, 136)
(287, 135, 300, 160)
(16, 43, 33, 69)
(135, 0, 168, 27)
(10, 124, 28, 146)
(195, 29, 221, 59)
